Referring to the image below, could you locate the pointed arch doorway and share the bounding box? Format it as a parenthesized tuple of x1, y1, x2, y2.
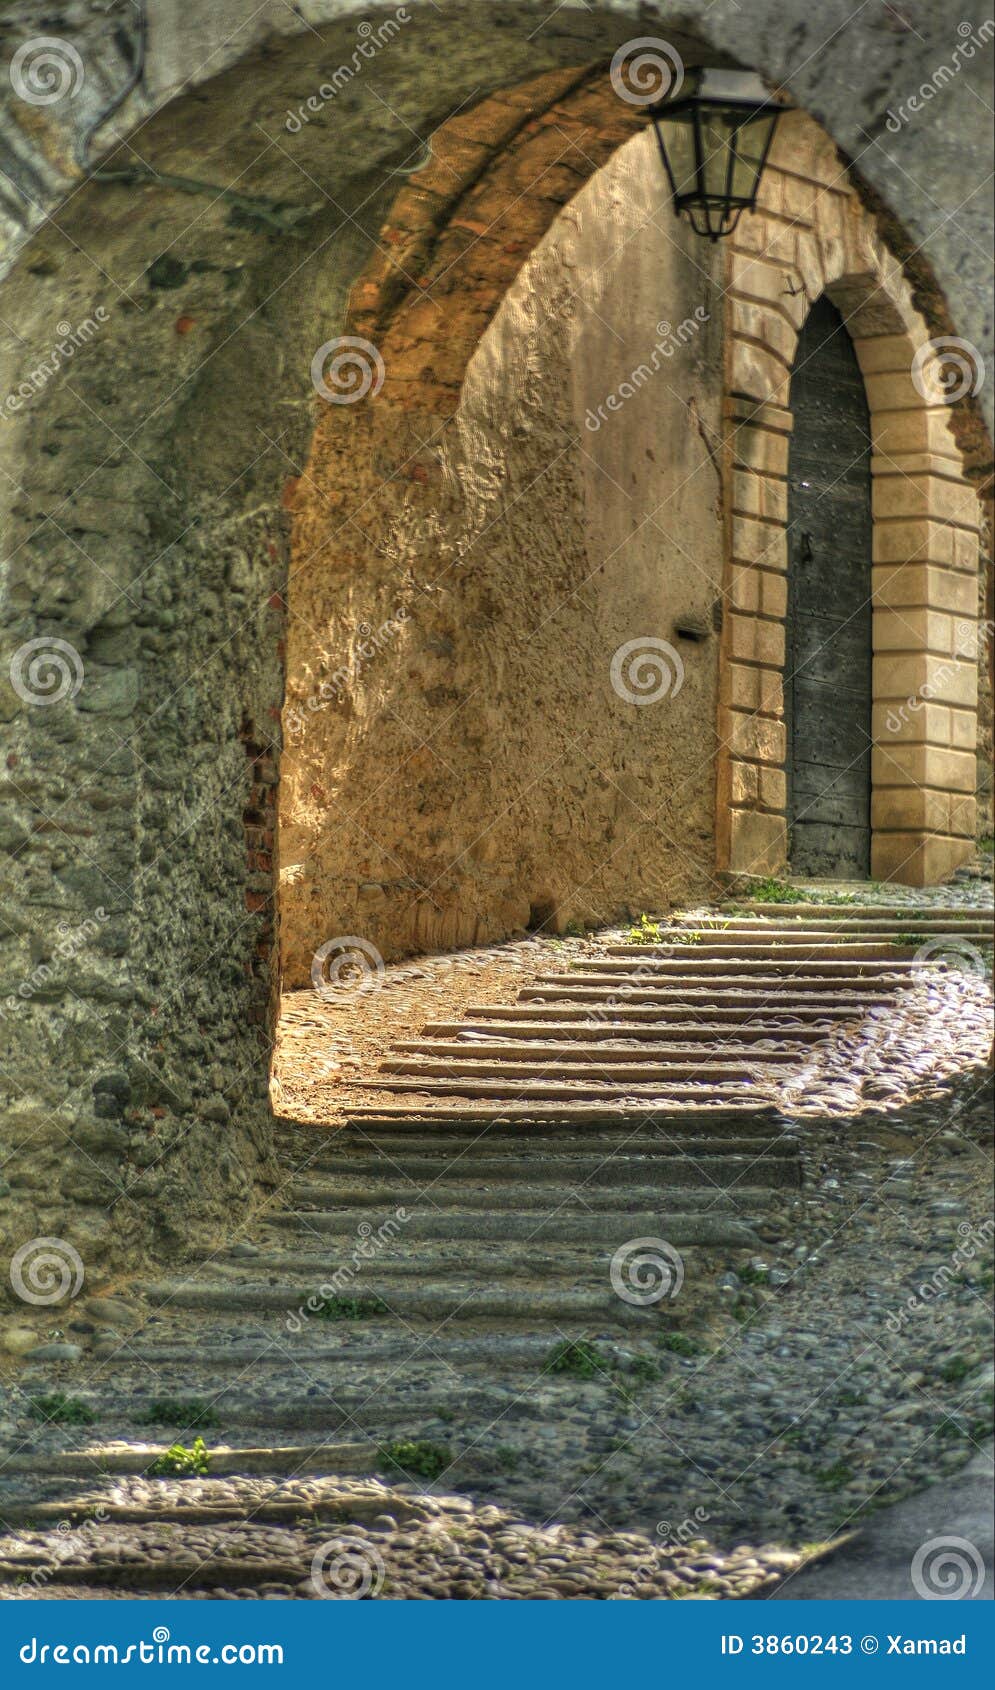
(785, 295, 873, 878)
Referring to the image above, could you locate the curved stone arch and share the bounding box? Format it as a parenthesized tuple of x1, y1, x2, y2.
(717, 109, 983, 886)
(341, 69, 645, 412)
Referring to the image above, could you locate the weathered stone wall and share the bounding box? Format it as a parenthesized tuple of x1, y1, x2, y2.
(280, 102, 725, 978)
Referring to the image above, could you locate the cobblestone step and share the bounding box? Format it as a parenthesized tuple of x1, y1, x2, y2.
(720, 901, 991, 920)
(422, 1018, 833, 1042)
(546, 961, 927, 980)
(136, 1280, 716, 1322)
(341, 1104, 781, 1128)
(392, 1038, 809, 1063)
(16, 892, 984, 1603)
(666, 918, 993, 938)
(11, 1383, 533, 1442)
(377, 1056, 787, 1083)
(1, 1478, 472, 1530)
(0, 1474, 809, 1599)
(285, 1152, 801, 1193)
(266, 1200, 774, 1238)
(519, 983, 900, 1004)
(357, 1077, 771, 1102)
(1, 1444, 376, 1479)
(72, 1329, 659, 1373)
(603, 941, 934, 961)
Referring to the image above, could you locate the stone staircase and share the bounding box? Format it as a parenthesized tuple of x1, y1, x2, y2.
(2, 899, 992, 1598)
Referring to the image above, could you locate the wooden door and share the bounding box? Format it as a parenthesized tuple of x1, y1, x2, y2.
(786, 296, 872, 878)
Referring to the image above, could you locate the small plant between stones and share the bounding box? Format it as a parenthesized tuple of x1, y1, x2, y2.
(658, 1332, 701, 1358)
(27, 1392, 95, 1425)
(312, 1293, 389, 1321)
(147, 1437, 211, 1477)
(379, 1439, 451, 1480)
(625, 913, 662, 944)
(547, 1338, 608, 1380)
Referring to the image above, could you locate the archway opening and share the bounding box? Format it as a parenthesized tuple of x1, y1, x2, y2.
(786, 295, 872, 878)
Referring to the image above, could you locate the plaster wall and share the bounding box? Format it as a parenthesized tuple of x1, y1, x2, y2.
(279, 129, 726, 980)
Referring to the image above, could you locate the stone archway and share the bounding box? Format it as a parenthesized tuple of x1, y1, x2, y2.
(715, 108, 983, 888)
(0, 5, 991, 1277)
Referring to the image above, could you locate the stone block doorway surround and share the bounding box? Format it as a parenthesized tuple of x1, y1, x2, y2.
(715, 110, 982, 887)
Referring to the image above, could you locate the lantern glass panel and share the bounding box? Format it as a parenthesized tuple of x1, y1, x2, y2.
(727, 110, 779, 201)
(657, 110, 697, 196)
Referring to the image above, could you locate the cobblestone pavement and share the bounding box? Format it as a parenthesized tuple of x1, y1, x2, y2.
(2, 871, 992, 1598)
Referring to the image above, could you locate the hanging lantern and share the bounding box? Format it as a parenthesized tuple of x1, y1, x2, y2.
(650, 68, 784, 241)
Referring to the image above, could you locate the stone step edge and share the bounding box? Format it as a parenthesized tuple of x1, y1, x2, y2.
(1, 1492, 457, 1528)
(377, 1059, 797, 1081)
(358, 1079, 779, 1099)
(419, 1021, 831, 1041)
(135, 1283, 713, 1316)
(391, 1040, 808, 1062)
(717, 902, 991, 916)
(0, 1443, 377, 1478)
(290, 1141, 801, 1169)
(599, 943, 955, 959)
(520, 985, 903, 1000)
(253, 1210, 782, 1247)
(551, 962, 933, 977)
(342, 1104, 784, 1123)
(60, 1332, 665, 1366)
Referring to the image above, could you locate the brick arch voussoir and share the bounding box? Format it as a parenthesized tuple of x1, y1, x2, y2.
(344, 65, 646, 418)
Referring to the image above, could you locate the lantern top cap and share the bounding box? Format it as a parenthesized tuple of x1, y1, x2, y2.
(654, 66, 781, 110)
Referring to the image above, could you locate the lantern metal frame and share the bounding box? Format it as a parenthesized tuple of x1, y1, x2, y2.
(649, 68, 784, 241)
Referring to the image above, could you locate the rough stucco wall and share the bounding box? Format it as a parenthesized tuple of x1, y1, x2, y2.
(280, 128, 724, 980)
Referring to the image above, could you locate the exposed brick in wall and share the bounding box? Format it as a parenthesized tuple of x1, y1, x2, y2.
(345, 68, 645, 414)
(717, 110, 984, 888)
